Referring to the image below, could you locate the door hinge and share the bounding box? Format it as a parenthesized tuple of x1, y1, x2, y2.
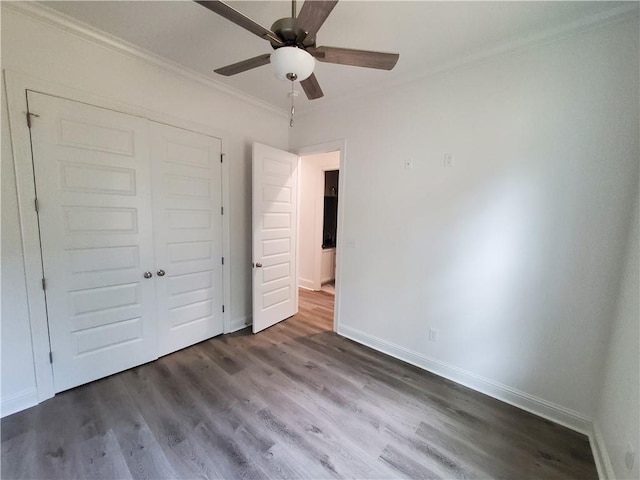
(26, 111, 40, 128)
(41, 278, 46, 290)
(222, 305, 225, 313)
(220, 153, 225, 163)
(221, 206, 224, 215)
(35, 198, 39, 213)
(221, 256, 224, 265)
(49, 351, 53, 364)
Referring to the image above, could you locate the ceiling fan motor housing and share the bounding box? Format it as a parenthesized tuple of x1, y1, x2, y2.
(270, 17, 315, 49)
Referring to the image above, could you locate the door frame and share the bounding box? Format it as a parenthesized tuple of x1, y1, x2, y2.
(294, 139, 347, 333)
(4, 69, 232, 405)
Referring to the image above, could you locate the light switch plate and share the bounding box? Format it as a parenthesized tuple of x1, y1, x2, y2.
(444, 153, 455, 167)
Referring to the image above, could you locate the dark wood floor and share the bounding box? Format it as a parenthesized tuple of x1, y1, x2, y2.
(2, 289, 597, 479)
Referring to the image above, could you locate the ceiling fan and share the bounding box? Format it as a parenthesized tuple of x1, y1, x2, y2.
(195, 0, 400, 100)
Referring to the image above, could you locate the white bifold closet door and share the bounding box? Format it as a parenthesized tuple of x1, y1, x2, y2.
(28, 91, 223, 393)
(150, 122, 223, 356)
(29, 92, 158, 392)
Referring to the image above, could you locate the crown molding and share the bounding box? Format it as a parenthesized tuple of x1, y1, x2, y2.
(297, 3, 639, 117)
(1, 1, 288, 118)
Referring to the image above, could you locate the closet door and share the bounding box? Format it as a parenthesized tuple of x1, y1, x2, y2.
(28, 92, 158, 393)
(150, 122, 223, 356)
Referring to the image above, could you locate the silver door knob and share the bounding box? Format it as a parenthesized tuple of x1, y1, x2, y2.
(157, 269, 166, 277)
(255, 262, 263, 268)
(143, 271, 153, 278)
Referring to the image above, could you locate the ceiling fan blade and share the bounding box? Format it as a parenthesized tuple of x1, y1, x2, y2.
(295, 0, 338, 42)
(214, 53, 271, 76)
(300, 73, 324, 100)
(195, 1, 284, 46)
(312, 46, 399, 70)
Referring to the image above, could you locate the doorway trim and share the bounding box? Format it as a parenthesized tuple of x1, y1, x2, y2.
(4, 69, 232, 406)
(294, 139, 347, 333)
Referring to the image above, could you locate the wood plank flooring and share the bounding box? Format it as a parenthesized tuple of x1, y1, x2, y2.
(2, 289, 598, 479)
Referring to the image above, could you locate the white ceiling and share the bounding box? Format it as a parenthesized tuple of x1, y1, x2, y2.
(41, 1, 635, 112)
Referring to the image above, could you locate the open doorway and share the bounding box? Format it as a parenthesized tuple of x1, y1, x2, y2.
(250, 140, 344, 335)
(297, 149, 341, 330)
(298, 150, 340, 293)
(320, 169, 339, 295)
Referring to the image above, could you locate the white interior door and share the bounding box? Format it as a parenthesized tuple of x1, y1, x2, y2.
(150, 122, 223, 356)
(252, 142, 299, 333)
(28, 91, 157, 393)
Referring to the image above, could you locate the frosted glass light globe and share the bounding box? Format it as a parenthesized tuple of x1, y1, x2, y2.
(271, 47, 315, 81)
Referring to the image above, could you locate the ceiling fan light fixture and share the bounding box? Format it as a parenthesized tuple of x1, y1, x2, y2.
(271, 46, 315, 82)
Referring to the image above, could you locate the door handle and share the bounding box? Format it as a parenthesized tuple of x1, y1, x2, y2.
(255, 262, 263, 268)
(143, 271, 153, 278)
(157, 269, 166, 277)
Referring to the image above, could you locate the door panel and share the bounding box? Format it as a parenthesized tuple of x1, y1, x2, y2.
(252, 142, 299, 333)
(28, 92, 157, 393)
(150, 122, 223, 356)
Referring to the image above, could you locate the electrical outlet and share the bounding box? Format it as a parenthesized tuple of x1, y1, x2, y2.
(626, 443, 635, 471)
(428, 328, 439, 342)
(444, 153, 455, 167)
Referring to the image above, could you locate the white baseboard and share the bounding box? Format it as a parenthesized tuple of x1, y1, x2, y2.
(590, 421, 616, 480)
(228, 315, 252, 334)
(1, 388, 38, 418)
(338, 324, 593, 435)
(298, 278, 317, 290)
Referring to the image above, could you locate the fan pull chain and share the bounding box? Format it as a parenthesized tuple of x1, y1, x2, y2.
(289, 81, 296, 128)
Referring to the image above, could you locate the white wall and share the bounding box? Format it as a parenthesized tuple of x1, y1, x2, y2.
(0, 4, 288, 413)
(298, 151, 340, 290)
(594, 191, 639, 480)
(291, 15, 639, 428)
